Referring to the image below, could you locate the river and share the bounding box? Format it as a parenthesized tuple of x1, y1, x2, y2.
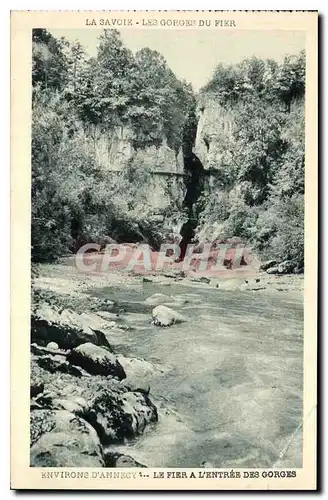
(88, 279, 303, 469)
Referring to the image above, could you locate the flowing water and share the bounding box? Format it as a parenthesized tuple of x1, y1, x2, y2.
(90, 280, 303, 468)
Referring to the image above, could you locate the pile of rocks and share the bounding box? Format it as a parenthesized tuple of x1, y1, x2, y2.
(30, 302, 158, 467)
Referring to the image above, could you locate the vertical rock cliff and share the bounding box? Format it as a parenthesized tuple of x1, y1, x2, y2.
(88, 124, 187, 244)
(194, 100, 234, 171)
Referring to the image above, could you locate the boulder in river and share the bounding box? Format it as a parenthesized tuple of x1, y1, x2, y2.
(117, 355, 156, 379)
(200, 460, 215, 468)
(30, 410, 105, 467)
(142, 276, 154, 283)
(68, 342, 126, 379)
(152, 305, 187, 327)
(191, 276, 211, 284)
(79, 312, 116, 348)
(118, 355, 157, 394)
(95, 311, 119, 322)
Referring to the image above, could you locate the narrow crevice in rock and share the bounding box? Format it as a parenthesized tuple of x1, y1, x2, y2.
(179, 114, 205, 260)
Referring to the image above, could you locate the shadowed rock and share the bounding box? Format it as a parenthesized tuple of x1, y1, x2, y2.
(31, 343, 68, 357)
(68, 342, 126, 379)
(30, 380, 44, 399)
(31, 304, 104, 350)
(85, 388, 158, 445)
(36, 353, 86, 377)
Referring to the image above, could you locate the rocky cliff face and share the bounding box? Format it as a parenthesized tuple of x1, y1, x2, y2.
(85, 103, 238, 247)
(92, 125, 184, 174)
(91, 124, 186, 221)
(194, 99, 234, 172)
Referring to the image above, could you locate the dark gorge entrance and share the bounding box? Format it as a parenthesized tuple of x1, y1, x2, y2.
(178, 152, 205, 260)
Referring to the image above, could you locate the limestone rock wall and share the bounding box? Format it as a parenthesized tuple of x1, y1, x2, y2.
(194, 99, 235, 172)
(90, 125, 186, 218)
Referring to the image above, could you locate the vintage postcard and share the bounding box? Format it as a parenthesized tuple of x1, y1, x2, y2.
(11, 10, 318, 490)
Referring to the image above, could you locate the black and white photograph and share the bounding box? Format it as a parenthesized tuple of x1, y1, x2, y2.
(10, 10, 318, 490)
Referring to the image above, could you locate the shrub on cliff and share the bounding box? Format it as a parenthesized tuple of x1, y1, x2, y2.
(254, 194, 304, 265)
(31, 29, 195, 262)
(68, 30, 195, 152)
(31, 88, 119, 260)
(200, 52, 305, 109)
(196, 52, 305, 268)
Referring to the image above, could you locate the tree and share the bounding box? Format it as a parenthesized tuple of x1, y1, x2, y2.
(32, 29, 69, 92)
(64, 41, 88, 94)
(196, 51, 305, 267)
(31, 29, 197, 261)
(274, 51, 306, 110)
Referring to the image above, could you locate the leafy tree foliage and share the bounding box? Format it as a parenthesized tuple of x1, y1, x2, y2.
(32, 29, 69, 92)
(197, 53, 305, 267)
(31, 28, 305, 268)
(200, 52, 305, 108)
(31, 29, 193, 261)
(62, 30, 194, 150)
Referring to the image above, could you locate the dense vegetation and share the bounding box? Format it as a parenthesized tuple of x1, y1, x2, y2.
(32, 28, 305, 269)
(31, 29, 194, 261)
(196, 53, 305, 266)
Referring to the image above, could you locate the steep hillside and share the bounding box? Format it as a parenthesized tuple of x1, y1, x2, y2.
(193, 55, 305, 269)
(32, 29, 305, 270)
(32, 29, 195, 260)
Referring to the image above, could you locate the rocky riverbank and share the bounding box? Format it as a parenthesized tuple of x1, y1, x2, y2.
(30, 262, 303, 468)
(30, 272, 161, 468)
